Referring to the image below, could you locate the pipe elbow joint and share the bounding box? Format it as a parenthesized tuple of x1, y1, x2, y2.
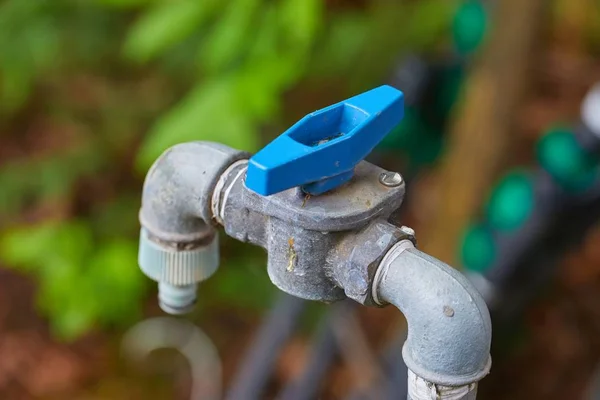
(374, 241, 492, 387)
(138, 141, 249, 314)
(140, 141, 248, 241)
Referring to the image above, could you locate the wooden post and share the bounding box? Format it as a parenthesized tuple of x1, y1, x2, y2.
(420, 0, 546, 264)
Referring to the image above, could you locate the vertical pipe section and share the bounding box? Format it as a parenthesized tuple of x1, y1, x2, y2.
(374, 241, 492, 399)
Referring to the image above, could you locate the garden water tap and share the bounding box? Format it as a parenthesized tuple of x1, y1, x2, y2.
(138, 85, 492, 399)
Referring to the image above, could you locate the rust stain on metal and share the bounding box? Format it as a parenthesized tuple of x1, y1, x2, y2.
(443, 305, 455, 317)
(301, 193, 311, 208)
(287, 237, 297, 272)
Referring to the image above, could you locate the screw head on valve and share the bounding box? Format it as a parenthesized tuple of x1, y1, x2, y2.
(379, 171, 403, 187)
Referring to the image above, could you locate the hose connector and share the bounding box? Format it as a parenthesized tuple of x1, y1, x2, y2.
(138, 228, 219, 314)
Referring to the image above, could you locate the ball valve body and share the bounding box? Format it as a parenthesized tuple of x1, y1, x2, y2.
(138, 85, 492, 399)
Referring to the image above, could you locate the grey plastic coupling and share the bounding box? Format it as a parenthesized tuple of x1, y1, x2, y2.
(138, 228, 219, 314)
(158, 282, 198, 315)
(373, 240, 492, 392)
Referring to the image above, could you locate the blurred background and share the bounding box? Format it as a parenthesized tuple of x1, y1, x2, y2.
(1, 0, 600, 398)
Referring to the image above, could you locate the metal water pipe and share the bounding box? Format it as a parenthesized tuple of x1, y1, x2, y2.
(137, 86, 492, 399)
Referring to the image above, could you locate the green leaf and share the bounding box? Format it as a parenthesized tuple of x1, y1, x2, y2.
(246, 4, 279, 60)
(1, 220, 93, 273)
(123, 0, 221, 63)
(279, 0, 323, 49)
(0, 1, 61, 113)
(31, 236, 146, 340)
(233, 57, 292, 121)
(199, 0, 260, 73)
(136, 78, 259, 170)
(309, 12, 368, 77)
(37, 257, 83, 316)
(233, 5, 303, 120)
(39, 221, 94, 271)
(52, 287, 98, 341)
(0, 222, 61, 268)
(86, 239, 146, 324)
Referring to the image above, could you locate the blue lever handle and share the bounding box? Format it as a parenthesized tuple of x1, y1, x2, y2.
(245, 85, 404, 196)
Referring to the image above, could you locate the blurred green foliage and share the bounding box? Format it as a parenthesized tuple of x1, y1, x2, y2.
(0, 0, 459, 340)
(0, 221, 145, 339)
(118, 0, 330, 169)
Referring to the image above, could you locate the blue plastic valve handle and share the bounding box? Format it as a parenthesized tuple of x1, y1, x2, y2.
(245, 85, 404, 196)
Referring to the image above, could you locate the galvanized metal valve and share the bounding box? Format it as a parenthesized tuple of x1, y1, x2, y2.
(138, 85, 492, 400)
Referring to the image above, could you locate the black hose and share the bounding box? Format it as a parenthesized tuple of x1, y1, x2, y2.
(276, 302, 353, 400)
(225, 293, 306, 400)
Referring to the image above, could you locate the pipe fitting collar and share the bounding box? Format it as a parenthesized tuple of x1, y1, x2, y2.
(139, 228, 219, 285)
(372, 239, 415, 305)
(407, 369, 478, 400)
